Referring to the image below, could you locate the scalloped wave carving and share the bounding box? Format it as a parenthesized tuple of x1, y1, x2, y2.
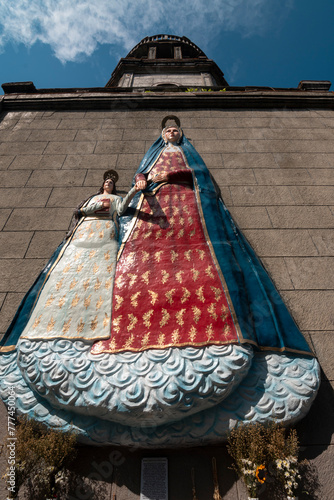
(0, 343, 320, 448)
(17, 340, 253, 426)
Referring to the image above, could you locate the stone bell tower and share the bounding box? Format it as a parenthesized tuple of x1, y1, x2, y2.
(106, 34, 228, 88)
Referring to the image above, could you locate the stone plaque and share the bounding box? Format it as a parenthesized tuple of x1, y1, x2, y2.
(140, 457, 168, 500)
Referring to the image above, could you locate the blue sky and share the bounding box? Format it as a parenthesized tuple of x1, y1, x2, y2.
(0, 0, 333, 94)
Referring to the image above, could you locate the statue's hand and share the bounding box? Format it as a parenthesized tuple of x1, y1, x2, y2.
(135, 180, 147, 191)
(153, 172, 169, 183)
(101, 199, 111, 208)
(95, 198, 111, 213)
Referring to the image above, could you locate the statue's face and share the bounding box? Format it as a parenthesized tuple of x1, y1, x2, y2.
(103, 178, 114, 194)
(165, 126, 180, 143)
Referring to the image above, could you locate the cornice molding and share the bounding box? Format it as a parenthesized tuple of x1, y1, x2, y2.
(2, 90, 334, 111)
(105, 58, 228, 87)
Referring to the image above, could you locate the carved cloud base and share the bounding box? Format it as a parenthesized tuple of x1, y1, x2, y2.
(0, 340, 320, 448)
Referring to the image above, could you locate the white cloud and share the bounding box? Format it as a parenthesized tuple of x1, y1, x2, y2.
(0, 0, 293, 63)
(226, 59, 242, 85)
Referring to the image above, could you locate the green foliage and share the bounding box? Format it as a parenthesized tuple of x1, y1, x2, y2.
(4, 416, 77, 500)
(266, 424, 299, 462)
(185, 87, 227, 92)
(227, 421, 319, 498)
(227, 422, 269, 496)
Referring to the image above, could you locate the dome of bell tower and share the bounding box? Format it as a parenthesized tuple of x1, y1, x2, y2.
(126, 34, 206, 59)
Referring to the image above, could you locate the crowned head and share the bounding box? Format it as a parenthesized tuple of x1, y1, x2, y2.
(161, 115, 182, 144)
(99, 169, 119, 194)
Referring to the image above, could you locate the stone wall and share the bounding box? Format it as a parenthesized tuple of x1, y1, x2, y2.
(130, 72, 213, 87)
(0, 106, 333, 499)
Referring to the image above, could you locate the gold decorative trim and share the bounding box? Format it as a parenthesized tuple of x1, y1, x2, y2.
(0, 338, 313, 357)
(84, 215, 112, 221)
(19, 332, 111, 341)
(90, 338, 315, 356)
(0, 345, 17, 353)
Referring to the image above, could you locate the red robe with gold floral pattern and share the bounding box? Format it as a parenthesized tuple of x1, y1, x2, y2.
(91, 145, 239, 354)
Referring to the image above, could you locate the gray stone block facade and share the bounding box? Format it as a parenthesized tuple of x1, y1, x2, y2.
(0, 99, 333, 498)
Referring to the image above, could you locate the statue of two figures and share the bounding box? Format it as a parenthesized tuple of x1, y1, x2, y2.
(0, 117, 320, 447)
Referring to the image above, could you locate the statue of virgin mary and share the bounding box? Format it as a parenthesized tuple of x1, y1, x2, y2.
(0, 116, 320, 447)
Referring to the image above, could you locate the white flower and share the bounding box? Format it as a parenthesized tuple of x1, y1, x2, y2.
(241, 459, 253, 466)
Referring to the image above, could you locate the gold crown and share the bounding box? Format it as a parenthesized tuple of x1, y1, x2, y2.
(103, 169, 119, 183)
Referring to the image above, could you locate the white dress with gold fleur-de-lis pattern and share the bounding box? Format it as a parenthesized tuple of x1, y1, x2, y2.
(20, 188, 136, 342)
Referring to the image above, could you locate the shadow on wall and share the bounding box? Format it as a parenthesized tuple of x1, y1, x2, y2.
(68, 444, 238, 500)
(63, 374, 333, 499)
(66, 377, 334, 500)
(296, 369, 334, 456)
